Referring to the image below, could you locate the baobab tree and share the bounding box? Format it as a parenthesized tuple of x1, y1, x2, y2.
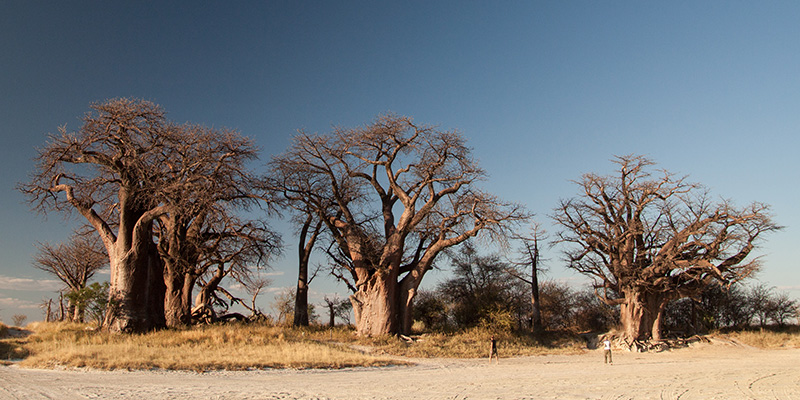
(270, 114, 527, 336)
(22, 98, 171, 332)
(33, 232, 107, 322)
(151, 123, 273, 327)
(21, 98, 276, 332)
(553, 155, 780, 343)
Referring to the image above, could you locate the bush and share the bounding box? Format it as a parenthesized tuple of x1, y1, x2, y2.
(65, 282, 111, 326)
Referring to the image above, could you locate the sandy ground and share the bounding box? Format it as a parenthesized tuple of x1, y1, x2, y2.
(1, 341, 799, 399)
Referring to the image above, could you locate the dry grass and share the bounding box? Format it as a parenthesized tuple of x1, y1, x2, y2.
(19, 322, 401, 371)
(718, 326, 800, 349)
(0, 322, 29, 364)
(368, 327, 586, 358)
(22, 321, 797, 371)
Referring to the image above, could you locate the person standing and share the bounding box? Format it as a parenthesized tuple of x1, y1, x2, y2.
(489, 335, 499, 364)
(603, 338, 613, 364)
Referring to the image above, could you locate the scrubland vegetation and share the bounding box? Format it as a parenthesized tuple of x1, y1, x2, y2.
(10, 99, 798, 375)
(4, 320, 799, 372)
(719, 326, 800, 349)
(1, 322, 583, 370)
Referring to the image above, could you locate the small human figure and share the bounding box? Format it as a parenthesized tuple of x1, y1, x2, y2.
(603, 338, 613, 364)
(489, 335, 499, 364)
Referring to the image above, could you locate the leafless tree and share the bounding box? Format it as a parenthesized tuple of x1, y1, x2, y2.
(21, 98, 277, 332)
(768, 291, 799, 327)
(269, 114, 528, 336)
(260, 160, 330, 327)
(323, 295, 352, 327)
(291, 214, 323, 326)
(505, 223, 547, 333)
(33, 232, 107, 322)
(40, 299, 54, 322)
(21, 98, 172, 332)
(553, 155, 780, 343)
(191, 218, 281, 323)
(12, 314, 27, 327)
(150, 123, 273, 327)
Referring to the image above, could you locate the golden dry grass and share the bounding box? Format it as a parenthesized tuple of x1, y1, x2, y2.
(368, 327, 586, 358)
(0, 322, 29, 364)
(19, 322, 401, 371)
(718, 326, 800, 349)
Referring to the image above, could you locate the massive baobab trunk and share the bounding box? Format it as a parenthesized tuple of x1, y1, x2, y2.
(163, 267, 196, 327)
(618, 288, 670, 342)
(104, 218, 166, 332)
(351, 270, 400, 336)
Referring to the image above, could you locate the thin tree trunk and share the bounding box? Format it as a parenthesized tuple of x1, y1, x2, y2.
(294, 215, 321, 327)
(328, 304, 336, 327)
(530, 261, 542, 334)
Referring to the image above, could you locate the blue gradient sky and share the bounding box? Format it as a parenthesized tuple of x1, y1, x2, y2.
(2, 2, 799, 323)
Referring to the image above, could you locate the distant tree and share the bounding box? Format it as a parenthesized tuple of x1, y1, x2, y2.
(439, 244, 520, 329)
(259, 172, 326, 328)
(12, 314, 27, 327)
(33, 232, 107, 322)
(412, 289, 449, 331)
(506, 224, 547, 333)
(240, 274, 272, 321)
(291, 214, 322, 327)
(715, 284, 751, 328)
(40, 298, 54, 322)
(269, 114, 527, 336)
(322, 295, 352, 327)
(748, 283, 774, 327)
(768, 291, 799, 327)
(667, 283, 752, 330)
(273, 288, 296, 326)
(571, 289, 618, 332)
(553, 155, 780, 343)
(538, 281, 576, 331)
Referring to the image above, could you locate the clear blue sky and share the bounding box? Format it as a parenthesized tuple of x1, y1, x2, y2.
(2, 1, 799, 324)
